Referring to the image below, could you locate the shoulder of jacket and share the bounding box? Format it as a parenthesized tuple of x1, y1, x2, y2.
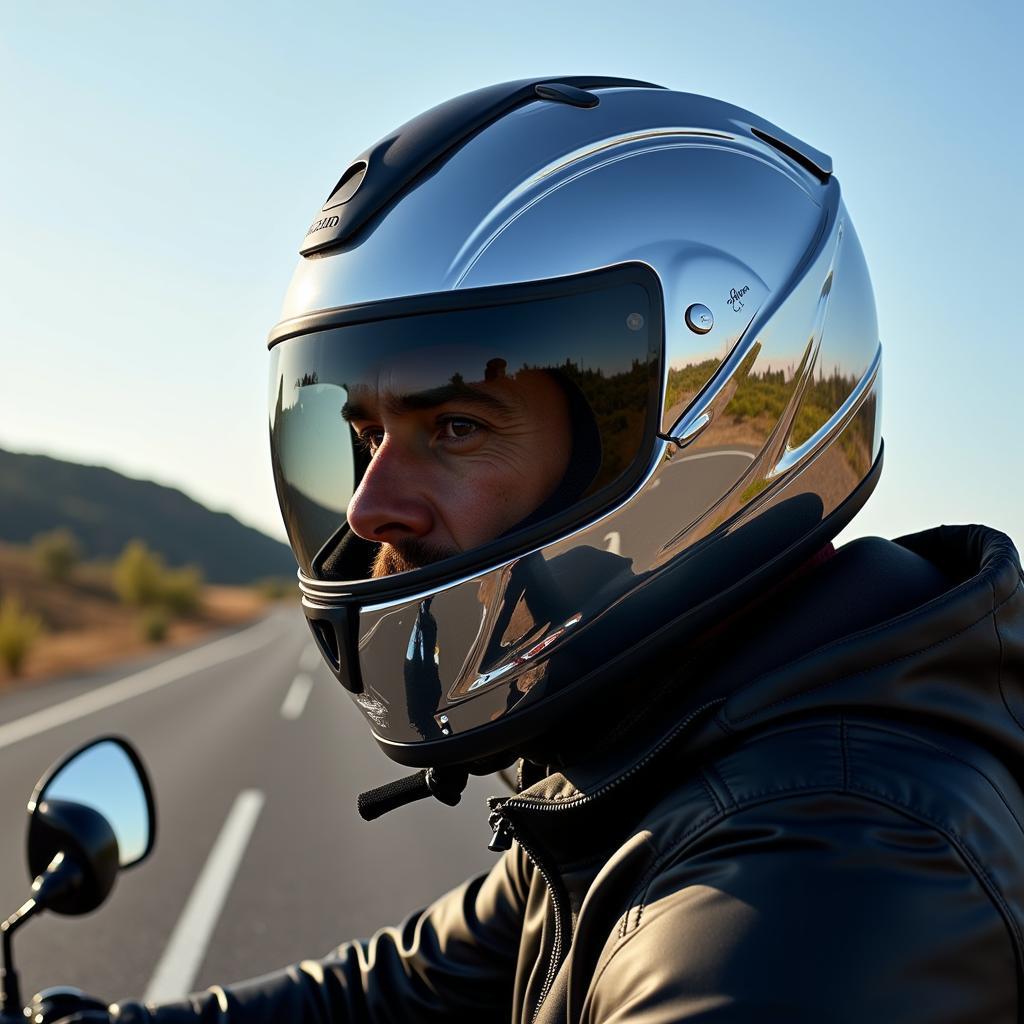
(584, 717, 1024, 967)
(637, 715, 1024, 856)
(571, 718, 1024, 1022)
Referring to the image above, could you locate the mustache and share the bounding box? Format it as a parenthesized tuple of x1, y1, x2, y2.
(372, 539, 458, 577)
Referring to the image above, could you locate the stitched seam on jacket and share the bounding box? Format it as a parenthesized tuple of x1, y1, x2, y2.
(619, 808, 723, 938)
(846, 719, 1024, 985)
(845, 781, 1024, 978)
(604, 789, 893, 985)
(616, 833, 673, 940)
(622, 783, 853, 937)
(849, 720, 1024, 840)
(623, 778, 997, 920)
(704, 762, 736, 808)
(726, 583, 1020, 725)
(995, 579, 1024, 731)
(697, 772, 723, 814)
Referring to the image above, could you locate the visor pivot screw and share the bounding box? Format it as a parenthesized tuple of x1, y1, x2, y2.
(439, 714, 449, 723)
(685, 303, 714, 335)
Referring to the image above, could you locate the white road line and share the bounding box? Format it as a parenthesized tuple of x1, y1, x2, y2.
(299, 644, 321, 673)
(144, 790, 265, 1003)
(674, 449, 756, 463)
(280, 673, 314, 720)
(0, 617, 281, 751)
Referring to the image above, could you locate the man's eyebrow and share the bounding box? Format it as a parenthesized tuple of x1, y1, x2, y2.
(341, 399, 368, 423)
(342, 384, 516, 421)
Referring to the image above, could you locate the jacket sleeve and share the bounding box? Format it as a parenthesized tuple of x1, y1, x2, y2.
(138, 847, 530, 1023)
(579, 792, 1019, 1024)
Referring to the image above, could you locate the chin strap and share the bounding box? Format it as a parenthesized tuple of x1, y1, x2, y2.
(357, 766, 469, 821)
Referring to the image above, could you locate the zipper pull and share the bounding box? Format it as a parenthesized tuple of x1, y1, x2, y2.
(488, 815, 514, 852)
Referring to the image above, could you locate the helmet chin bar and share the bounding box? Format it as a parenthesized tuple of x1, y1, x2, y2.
(303, 448, 882, 773)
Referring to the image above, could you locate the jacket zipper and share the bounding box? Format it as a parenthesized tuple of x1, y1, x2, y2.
(494, 696, 725, 822)
(488, 696, 726, 1022)
(488, 809, 570, 1024)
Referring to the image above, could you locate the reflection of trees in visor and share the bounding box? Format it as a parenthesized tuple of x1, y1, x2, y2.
(557, 357, 655, 492)
(504, 357, 655, 532)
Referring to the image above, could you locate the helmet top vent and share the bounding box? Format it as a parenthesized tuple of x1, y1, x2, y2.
(300, 76, 664, 257)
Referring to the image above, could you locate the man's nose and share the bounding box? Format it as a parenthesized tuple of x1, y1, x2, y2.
(346, 438, 434, 542)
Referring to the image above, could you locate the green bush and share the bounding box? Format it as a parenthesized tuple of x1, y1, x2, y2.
(140, 607, 169, 644)
(160, 566, 203, 616)
(113, 540, 165, 607)
(32, 528, 82, 582)
(0, 596, 42, 676)
(113, 540, 204, 618)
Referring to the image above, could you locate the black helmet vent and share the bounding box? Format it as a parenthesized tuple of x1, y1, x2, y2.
(309, 618, 340, 672)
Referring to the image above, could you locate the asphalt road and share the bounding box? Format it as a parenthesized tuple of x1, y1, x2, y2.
(0, 607, 499, 1006)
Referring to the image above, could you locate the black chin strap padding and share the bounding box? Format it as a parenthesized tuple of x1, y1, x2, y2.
(357, 767, 470, 820)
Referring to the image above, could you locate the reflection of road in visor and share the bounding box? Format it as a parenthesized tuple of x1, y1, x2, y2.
(268, 267, 662, 580)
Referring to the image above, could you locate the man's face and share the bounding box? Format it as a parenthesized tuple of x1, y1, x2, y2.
(343, 365, 571, 577)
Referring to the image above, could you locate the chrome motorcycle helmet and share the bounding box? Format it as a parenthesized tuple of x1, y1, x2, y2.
(268, 77, 882, 772)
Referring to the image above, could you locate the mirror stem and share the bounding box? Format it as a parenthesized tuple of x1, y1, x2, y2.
(1, 896, 39, 1015)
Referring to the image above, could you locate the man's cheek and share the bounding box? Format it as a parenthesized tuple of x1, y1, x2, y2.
(442, 483, 520, 548)
(444, 444, 535, 482)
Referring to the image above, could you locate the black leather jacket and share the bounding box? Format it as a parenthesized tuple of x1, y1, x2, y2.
(129, 525, 1024, 1023)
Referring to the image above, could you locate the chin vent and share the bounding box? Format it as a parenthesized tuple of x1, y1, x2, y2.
(306, 608, 364, 694)
(309, 618, 341, 672)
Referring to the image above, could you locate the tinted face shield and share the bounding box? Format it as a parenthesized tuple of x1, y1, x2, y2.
(268, 265, 663, 586)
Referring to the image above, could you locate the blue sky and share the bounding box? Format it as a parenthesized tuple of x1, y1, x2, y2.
(1, 1, 1021, 546)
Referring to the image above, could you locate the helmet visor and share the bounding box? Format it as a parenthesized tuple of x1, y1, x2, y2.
(268, 265, 662, 581)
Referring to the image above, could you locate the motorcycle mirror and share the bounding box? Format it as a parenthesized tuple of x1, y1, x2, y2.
(0, 740, 155, 1015)
(25, 799, 119, 917)
(26, 737, 156, 907)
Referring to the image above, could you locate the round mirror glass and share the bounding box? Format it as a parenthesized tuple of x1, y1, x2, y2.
(39, 739, 153, 867)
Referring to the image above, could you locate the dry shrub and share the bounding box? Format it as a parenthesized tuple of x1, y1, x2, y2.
(0, 595, 42, 675)
(160, 566, 203, 616)
(114, 540, 203, 617)
(32, 528, 82, 582)
(113, 540, 165, 607)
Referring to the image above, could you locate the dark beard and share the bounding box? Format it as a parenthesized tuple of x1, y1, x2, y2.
(371, 539, 458, 578)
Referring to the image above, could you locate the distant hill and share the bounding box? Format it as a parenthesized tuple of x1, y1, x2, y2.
(0, 448, 296, 584)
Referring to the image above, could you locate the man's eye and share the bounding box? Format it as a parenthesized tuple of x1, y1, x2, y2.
(439, 418, 480, 440)
(357, 428, 385, 453)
